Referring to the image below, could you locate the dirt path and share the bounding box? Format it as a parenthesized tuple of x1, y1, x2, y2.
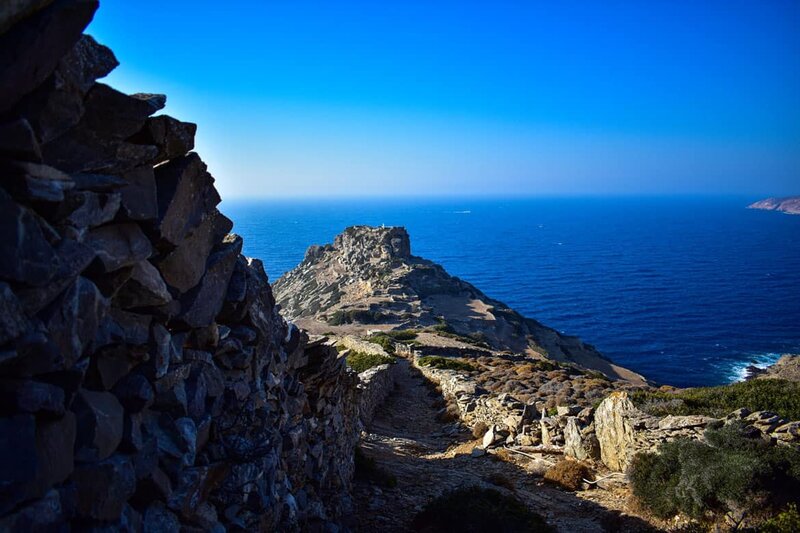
(351, 359, 658, 532)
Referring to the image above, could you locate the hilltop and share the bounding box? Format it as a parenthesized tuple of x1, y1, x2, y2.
(274, 225, 645, 383)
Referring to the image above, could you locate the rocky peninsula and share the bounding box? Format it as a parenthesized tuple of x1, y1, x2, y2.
(748, 196, 800, 215)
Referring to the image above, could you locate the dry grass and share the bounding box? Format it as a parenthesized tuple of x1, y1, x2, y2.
(543, 460, 592, 491)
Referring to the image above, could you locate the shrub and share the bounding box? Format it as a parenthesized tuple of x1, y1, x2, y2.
(354, 447, 397, 488)
(346, 351, 395, 373)
(760, 504, 800, 533)
(629, 423, 800, 523)
(412, 486, 552, 532)
(630, 379, 800, 420)
(418, 356, 476, 372)
(367, 334, 396, 355)
(543, 460, 591, 491)
(472, 421, 489, 439)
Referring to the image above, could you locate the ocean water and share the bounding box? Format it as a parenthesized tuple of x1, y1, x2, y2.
(222, 197, 800, 387)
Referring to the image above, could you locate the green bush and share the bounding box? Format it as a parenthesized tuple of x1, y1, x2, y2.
(326, 308, 388, 325)
(760, 504, 800, 533)
(629, 423, 800, 523)
(365, 330, 419, 355)
(346, 351, 395, 373)
(418, 355, 476, 372)
(354, 446, 397, 488)
(412, 486, 552, 532)
(630, 379, 800, 420)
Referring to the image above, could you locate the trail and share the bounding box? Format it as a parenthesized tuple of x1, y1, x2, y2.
(352, 359, 657, 532)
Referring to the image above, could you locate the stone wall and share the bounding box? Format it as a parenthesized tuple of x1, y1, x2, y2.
(0, 2, 359, 530)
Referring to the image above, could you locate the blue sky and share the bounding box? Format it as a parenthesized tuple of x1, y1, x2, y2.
(88, 1, 799, 198)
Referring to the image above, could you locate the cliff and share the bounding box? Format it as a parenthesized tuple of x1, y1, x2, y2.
(0, 2, 360, 530)
(274, 225, 645, 383)
(747, 196, 800, 215)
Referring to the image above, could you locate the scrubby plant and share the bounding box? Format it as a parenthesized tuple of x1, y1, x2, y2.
(630, 379, 800, 420)
(760, 504, 800, 533)
(629, 422, 800, 525)
(367, 334, 396, 354)
(412, 486, 552, 532)
(543, 460, 592, 491)
(354, 447, 397, 488)
(418, 356, 476, 372)
(346, 351, 395, 373)
(472, 421, 489, 439)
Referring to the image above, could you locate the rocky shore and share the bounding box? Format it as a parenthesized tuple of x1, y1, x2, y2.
(747, 196, 800, 215)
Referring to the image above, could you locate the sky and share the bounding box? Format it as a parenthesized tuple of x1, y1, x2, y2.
(87, 1, 800, 199)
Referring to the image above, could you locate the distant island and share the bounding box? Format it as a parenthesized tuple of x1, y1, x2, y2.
(748, 196, 800, 215)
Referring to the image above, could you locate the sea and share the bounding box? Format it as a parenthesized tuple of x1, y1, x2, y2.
(222, 196, 800, 388)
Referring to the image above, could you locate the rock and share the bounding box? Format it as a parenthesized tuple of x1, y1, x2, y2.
(115, 260, 172, 309)
(1, 160, 75, 202)
(482, 425, 500, 448)
(470, 446, 486, 457)
(144, 501, 180, 532)
(177, 235, 242, 328)
(657, 415, 716, 430)
(112, 373, 154, 413)
(0, 489, 65, 531)
(55, 189, 120, 227)
(594, 392, 637, 472)
(154, 153, 221, 246)
(118, 166, 158, 221)
(71, 172, 127, 192)
(0, 188, 59, 285)
(557, 405, 581, 417)
(14, 238, 95, 315)
(79, 83, 165, 140)
(72, 454, 136, 521)
(155, 210, 233, 293)
(129, 114, 197, 165)
(29, 412, 77, 496)
(772, 421, 800, 443)
(0, 379, 64, 416)
(0, 282, 30, 345)
(95, 308, 151, 347)
(40, 276, 108, 368)
(0, 415, 37, 512)
(86, 223, 153, 272)
(73, 389, 124, 461)
(0, 118, 42, 161)
(0, 0, 99, 114)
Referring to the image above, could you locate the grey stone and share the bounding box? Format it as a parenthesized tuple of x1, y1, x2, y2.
(0, 188, 59, 285)
(154, 153, 221, 246)
(0, 415, 37, 513)
(56, 189, 120, 227)
(118, 166, 158, 221)
(73, 454, 136, 521)
(79, 83, 165, 140)
(177, 235, 242, 328)
(0, 118, 42, 161)
(1, 160, 74, 202)
(155, 210, 233, 293)
(40, 276, 107, 368)
(95, 308, 151, 347)
(0, 489, 65, 531)
(0, 379, 64, 416)
(0, 282, 30, 345)
(129, 114, 197, 165)
(71, 172, 127, 192)
(112, 373, 154, 413)
(144, 502, 180, 532)
(73, 389, 124, 461)
(115, 260, 172, 309)
(0, 0, 99, 114)
(86, 223, 153, 272)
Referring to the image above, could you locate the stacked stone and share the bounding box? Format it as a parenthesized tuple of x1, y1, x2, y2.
(0, 2, 357, 531)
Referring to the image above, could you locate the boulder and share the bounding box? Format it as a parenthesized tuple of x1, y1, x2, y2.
(154, 153, 221, 246)
(79, 84, 165, 140)
(86, 223, 152, 272)
(118, 166, 158, 221)
(0, 378, 64, 416)
(593, 392, 637, 471)
(71, 172, 127, 192)
(177, 235, 242, 328)
(1, 160, 75, 202)
(0, 415, 37, 513)
(0, 0, 99, 114)
(155, 210, 233, 293)
(73, 388, 124, 461)
(0, 489, 65, 531)
(0, 117, 42, 161)
(129, 115, 197, 165)
(115, 260, 172, 309)
(0, 282, 30, 345)
(40, 276, 107, 368)
(72, 454, 136, 521)
(0, 188, 59, 285)
(55, 189, 120, 228)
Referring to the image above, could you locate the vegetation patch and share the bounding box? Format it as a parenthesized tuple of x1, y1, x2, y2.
(354, 446, 397, 488)
(543, 460, 592, 491)
(629, 422, 800, 526)
(327, 308, 388, 325)
(630, 379, 800, 420)
(418, 355, 476, 372)
(346, 351, 395, 373)
(426, 319, 492, 349)
(412, 486, 552, 532)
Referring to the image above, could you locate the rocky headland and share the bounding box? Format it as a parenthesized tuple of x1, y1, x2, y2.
(1, 2, 799, 532)
(747, 196, 800, 215)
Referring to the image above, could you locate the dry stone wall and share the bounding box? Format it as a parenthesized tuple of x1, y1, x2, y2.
(0, 2, 359, 530)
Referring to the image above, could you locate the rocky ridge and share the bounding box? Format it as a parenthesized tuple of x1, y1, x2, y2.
(274, 225, 644, 383)
(0, 2, 363, 530)
(747, 196, 800, 215)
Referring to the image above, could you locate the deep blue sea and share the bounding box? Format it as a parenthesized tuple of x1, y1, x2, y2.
(222, 197, 800, 387)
